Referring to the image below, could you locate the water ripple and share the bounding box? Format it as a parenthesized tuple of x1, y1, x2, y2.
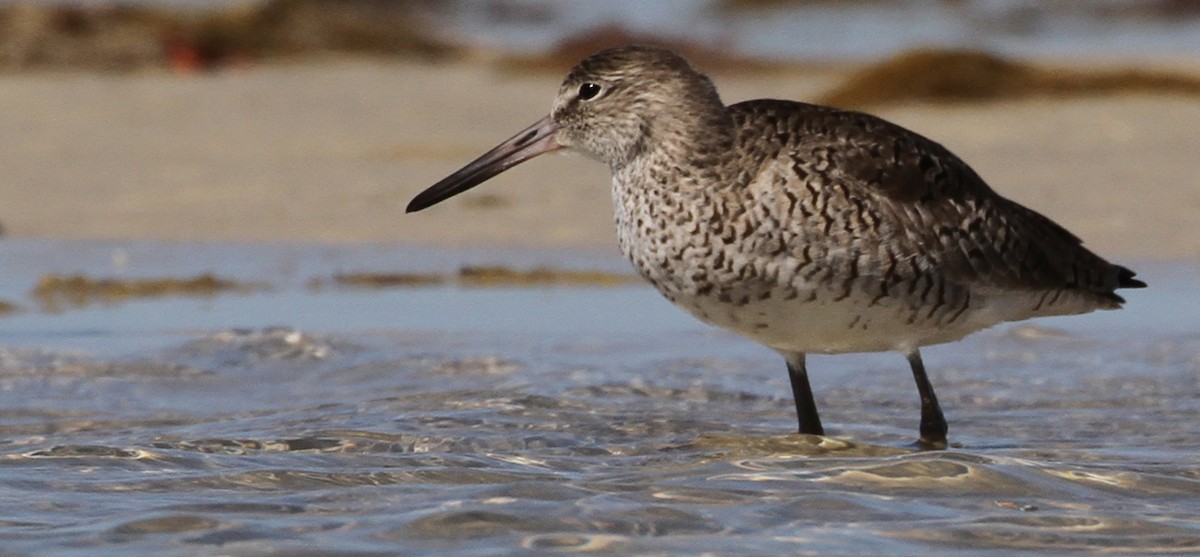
(0, 245, 1195, 556)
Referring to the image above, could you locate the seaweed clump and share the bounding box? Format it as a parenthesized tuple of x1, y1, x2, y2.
(32, 273, 260, 311)
(327, 272, 446, 289)
(819, 48, 1200, 109)
(456, 266, 635, 287)
(319, 266, 637, 290)
(0, 0, 457, 73)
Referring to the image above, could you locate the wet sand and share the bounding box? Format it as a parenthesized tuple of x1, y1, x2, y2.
(0, 57, 1197, 260)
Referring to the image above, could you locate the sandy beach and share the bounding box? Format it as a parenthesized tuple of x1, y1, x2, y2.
(0, 57, 1197, 261)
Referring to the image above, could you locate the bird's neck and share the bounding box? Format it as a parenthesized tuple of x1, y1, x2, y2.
(609, 106, 740, 288)
(614, 107, 739, 195)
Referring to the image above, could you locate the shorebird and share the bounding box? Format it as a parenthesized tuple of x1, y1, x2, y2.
(407, 45, 1145, 447)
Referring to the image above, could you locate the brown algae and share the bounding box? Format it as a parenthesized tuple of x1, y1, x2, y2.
(32, 273, 261, 311)
(456, 266, 635, 288)
(328, 273, 447, 289)
(321, 266, 636, 290)
(819, 48, 1200, 109)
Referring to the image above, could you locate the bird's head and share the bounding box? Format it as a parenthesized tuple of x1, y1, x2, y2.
(407, 45, 724, 213)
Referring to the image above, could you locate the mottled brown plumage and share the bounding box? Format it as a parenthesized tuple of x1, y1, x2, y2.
(408, 45, 1144, 447)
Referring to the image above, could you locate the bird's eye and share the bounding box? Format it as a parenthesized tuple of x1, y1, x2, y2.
(578, 82, 602, 101)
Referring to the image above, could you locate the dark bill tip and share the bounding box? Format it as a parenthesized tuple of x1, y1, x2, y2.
(406, 115, 562, 213)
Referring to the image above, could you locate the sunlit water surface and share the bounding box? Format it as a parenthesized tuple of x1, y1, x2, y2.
(0, 240, 1196, 556)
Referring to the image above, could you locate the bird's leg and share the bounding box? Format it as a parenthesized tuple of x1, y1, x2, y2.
(905, 348, 948, 448)
(784, 352, 824, 436)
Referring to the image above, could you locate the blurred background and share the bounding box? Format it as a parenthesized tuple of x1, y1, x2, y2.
(2, 0, 1200, 71)
(0, 0, 1197, 253)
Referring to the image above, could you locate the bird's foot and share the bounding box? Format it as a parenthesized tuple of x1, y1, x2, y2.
(915, 421, 949, 450)
(797, 423, 825, 437)
(913, 436, 948, 451)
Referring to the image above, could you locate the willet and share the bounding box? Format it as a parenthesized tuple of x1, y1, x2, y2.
(407, 45, 1145, 448)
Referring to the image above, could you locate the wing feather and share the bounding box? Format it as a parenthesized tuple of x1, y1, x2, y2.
(727, 99, 1142, 304)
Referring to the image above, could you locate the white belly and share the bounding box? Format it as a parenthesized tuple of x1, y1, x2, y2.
(670, 285, 1097, 355)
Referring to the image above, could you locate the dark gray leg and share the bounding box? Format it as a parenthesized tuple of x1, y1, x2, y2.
(784, 352, 824, 436)
(905, 348, 948, 448)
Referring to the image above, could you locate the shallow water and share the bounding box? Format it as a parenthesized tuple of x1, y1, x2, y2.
(0, 240, 1197, 556)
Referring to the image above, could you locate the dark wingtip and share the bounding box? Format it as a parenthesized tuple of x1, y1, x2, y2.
(1096, 265, 1145, 307)
(1117, 266, 1147, 289)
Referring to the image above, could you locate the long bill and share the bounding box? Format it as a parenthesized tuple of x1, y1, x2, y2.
(406, 115, 562, 213)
